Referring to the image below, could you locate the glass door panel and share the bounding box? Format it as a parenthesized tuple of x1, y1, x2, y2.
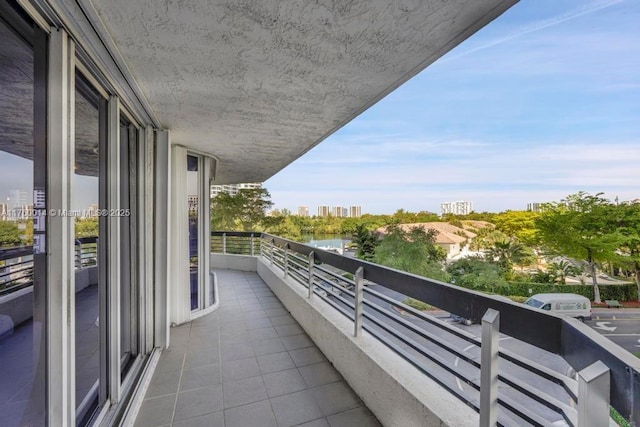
(74, 73, 105, 423)
(119, 118, 138, 379)
(187, 155, 199, 310)
(0, 6, 47, 425)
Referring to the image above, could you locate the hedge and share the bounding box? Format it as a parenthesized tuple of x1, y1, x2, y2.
(462, 281, 638, 301)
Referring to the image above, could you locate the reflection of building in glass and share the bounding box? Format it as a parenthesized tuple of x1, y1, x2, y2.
(0, 203, 7, 221)
(8, 189, 29, 209)
(317, 205, 330, 217)
(349, 205, 362, 218)
(85, 204, 99, 217)
(210, 182, 262, 198)
(188, 195, 199, 216)
(297, 206, 309, 217)
(440, 200, 473, 216)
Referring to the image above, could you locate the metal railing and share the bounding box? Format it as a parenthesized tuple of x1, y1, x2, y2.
(211, 231, 640, 426)
(0, 246, 34, 295)
(210, 231, 261, 256)
(0, 236, 99, 296)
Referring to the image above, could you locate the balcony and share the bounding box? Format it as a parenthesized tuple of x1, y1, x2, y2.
(131, 232, 640, 427)
(135, 269, 380, 427)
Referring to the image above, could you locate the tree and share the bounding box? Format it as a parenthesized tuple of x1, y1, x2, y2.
(468, 227, 505, 251)
(485, 238, 531, 273)
(373, 225, 449, 282)
(211, 188, 273, 231)
(264, 215, 302, 241)
(536, 192, 624, 303)
(612, 202, 640, 301)
(547, 260, 581, 284)
(446, 257, 508, 291)
(352, 224, 378, 261)
(492, 210, 539, 245)
(75, 218, 99, 238)
(0, 221, 23, 247)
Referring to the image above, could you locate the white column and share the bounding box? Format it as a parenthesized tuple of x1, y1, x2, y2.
(154, 130, 170, 347)
(169, 145, 190, 325)
(47, 27, 75, 427)
(201, 157, 212, 307)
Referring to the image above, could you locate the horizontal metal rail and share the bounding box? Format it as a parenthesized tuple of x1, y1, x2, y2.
(0, 236, 99, 295)
(267, 237, 576, 425)
(211, 231, 640, 425)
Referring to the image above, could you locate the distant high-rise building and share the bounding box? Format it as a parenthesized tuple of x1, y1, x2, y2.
(0, 203, 7, 221)
(440, 200, 472, 216)
(210, 182, 262, 198)
(297, 206, 309, 217)
(188, 196, 199, 216)
(85, 204, 99, 218)
(317, 205, 330, 217)
(349, 205, 362, 218)
(331, 206, 348, 217)
(8, 189, 29, 209)
(527, 202, 542, 212)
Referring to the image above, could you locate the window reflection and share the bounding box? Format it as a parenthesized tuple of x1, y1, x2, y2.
(187, 155, 199, 310)
(0, 11, 46, 427)
(74, 76, 102, 420)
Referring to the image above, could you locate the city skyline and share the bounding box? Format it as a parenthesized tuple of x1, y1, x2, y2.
(264, 0, 640, 214)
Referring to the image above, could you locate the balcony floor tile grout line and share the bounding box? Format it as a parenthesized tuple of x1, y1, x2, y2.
(170, 326, 189, 425)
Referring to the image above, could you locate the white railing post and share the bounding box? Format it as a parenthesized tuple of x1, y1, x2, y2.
(354, 267, 364, 337)
(307, 251, 314, 298)
(250, 234, 255, 256)
(480, 308, 500, 427)
(270, 239, 274, 265)
(578, 361, 610, 427)
(74, 240, 81, 269)
(222, 232, 226, 254)
(284, 246, 289, 278)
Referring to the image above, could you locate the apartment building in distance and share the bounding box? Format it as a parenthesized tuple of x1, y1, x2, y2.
(349, 205, 362, 218)
(210, 182, 262, 198)
(297, 206, 310, 217)
(0, 203, 8, 221)
(440, 200, 473, 216)
(527, 202, 543, 212)
(317, 205, 330, 217)
(332, 206, 348, 217)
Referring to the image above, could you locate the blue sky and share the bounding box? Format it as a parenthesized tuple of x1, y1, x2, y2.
(265, 0, 640, 215)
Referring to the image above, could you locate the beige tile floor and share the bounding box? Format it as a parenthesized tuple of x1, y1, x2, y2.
(134, 269, 381, 427)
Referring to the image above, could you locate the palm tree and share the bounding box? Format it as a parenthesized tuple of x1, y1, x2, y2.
(548, 260, 580, 284)
(486, 238, 528, 272)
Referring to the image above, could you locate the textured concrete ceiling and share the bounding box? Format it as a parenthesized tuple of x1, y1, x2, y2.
(89, 0, 516, 184)
(0, 20, 33, 162)
(1, 19, 99, 176)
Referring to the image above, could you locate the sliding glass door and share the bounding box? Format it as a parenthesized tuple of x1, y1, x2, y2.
(0, 4, 47, 425)
(74, 72, 107, 424)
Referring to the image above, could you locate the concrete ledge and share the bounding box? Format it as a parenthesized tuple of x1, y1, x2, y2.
(210, 253, 257, 272)
(257, 257, 478, 427)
